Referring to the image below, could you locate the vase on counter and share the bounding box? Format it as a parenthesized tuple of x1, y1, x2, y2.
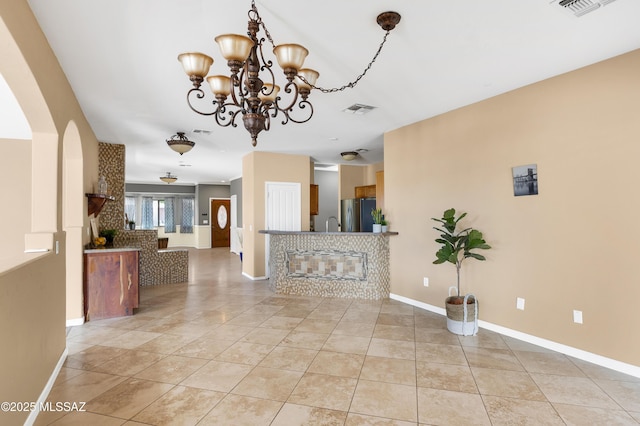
(373, 224, 382, 233)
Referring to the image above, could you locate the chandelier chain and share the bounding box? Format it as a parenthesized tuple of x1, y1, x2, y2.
(252, 0, 393, 93)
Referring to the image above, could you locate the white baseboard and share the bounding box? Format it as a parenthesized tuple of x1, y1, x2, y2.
(24, 347, 68, 426)
(65, 317, 84, 327)
(390, 293, 640, 379)
(242, 272, 267, 281)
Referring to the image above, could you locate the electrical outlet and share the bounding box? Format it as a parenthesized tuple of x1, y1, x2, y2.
(423, 277, 429, 287)
(516, 297, 525, 310)
(573, 310, 583, 324)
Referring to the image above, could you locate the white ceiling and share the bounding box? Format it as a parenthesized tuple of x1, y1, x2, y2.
(11, 0, 640, 185)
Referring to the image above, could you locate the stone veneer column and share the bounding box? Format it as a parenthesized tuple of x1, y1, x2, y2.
(97, 142, 125, 231)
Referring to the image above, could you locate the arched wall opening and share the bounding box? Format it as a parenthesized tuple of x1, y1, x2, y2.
(0, 16, 58, 272)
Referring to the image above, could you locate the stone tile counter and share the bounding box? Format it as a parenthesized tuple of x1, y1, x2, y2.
(260, 231, 398, 300)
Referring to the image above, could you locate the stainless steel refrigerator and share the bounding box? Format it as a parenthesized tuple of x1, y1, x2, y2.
(341, 198, 377, 232)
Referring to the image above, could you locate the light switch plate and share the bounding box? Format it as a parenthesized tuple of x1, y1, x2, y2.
(573, 310, 583, 324)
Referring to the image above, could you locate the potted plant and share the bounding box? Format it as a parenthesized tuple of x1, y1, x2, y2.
(128, 220, 136, 230)
(432, 208, 491, 335)
(381, 218, 388, 233)
(99, 229, 118, 247)
(371, 207, 383, 233)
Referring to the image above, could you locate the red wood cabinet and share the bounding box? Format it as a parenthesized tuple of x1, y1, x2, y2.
(84, 249, 139, 320)
(310, 184, 319, 215)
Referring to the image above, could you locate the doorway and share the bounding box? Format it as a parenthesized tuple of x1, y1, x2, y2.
(265, 181, 301, 276)
(211, 199, 231, 248)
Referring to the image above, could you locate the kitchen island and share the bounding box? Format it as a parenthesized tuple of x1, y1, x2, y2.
(259, 230, 397, 300)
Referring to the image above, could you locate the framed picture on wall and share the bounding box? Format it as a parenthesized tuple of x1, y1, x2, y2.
(512, 164, 538, 196)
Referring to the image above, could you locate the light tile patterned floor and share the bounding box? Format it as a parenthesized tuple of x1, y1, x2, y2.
(37, 248, 640, 425)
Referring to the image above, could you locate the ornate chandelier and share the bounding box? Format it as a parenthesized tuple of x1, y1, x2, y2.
(177, 1, 400, 147)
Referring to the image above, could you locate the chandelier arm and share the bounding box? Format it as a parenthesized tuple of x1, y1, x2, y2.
(284, 101, 314, 124)
(211, 104, 237, 128)
(272, 81, 300, 113)
(229, 109, 243, 128)
(232, 68, 250, 108)
(186, 88, 219, 116)
(264, 111, 271, 131)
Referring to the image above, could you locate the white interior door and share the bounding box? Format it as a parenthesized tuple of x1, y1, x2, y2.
(265, 182, 301, 277)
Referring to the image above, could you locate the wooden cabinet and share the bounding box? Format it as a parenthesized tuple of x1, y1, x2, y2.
(355, 184, 376, 199)
(376, 171, 384, 211)
(310, 184, 319, 215)
(84, 249, 139, 320)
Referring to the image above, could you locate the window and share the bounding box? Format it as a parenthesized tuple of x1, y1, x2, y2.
(153, 199, 165, 227)
(126, 193, 194, 231)
(125, 196, 136, 223)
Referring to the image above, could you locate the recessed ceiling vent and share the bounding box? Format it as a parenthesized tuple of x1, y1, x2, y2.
(342, 104, 376, 115)
(550, 0, 617, 17)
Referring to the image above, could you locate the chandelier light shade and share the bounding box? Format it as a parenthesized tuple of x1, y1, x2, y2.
(160, 172, 178, 184)
(215, 34, 254, 62)
(177, 0, 400, 147)
(166, 132, 195, 155)
(273, 44, 309, 75)
(177, 53, 213, 86)
(295, 69, 320, 94)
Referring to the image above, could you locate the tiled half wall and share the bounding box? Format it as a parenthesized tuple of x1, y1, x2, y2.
(268, 233, 390, 300)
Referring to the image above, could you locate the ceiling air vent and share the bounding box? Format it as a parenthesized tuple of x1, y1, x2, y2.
(342, 104, 376, 115)
(550, 0, 617, 17)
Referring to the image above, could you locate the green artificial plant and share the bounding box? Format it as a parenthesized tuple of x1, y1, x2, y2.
(432, 208, 491, 298)
(371, 208, 383, 225)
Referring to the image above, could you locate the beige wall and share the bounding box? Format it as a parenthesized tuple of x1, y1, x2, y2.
(242, 151, 311, 278)
(0, 0, 100, 423)
(0, 139, 31, 270)
(385, 49, 640, 367)
(338, 162, 383, 201)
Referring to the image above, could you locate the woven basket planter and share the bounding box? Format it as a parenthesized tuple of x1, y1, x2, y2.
(445, 292, 478, 336)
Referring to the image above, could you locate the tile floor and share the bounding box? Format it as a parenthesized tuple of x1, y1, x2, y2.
(36, 248, 640, 425)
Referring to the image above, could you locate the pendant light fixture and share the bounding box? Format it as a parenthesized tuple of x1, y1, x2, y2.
(160, 172, 178, 184)
(177, 0, 400, 147)
(166, 132, 195, 155)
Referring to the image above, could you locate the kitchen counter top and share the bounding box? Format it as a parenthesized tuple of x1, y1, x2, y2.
(259, 230, 398, 236)
(84, 247, 141, 254)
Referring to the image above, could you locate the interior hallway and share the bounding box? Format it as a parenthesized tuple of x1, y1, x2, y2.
(35, 248, 640, 425)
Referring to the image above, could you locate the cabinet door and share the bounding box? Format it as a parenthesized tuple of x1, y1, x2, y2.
(365, 185, 377, 198)
(310, 184, 319, 215)
(84, 251, 139, 320)
(376, 171, 384, 210)
(355, 186, 366, 198)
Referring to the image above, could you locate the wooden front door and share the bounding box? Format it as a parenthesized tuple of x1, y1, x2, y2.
(211, 199, 231, 248)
